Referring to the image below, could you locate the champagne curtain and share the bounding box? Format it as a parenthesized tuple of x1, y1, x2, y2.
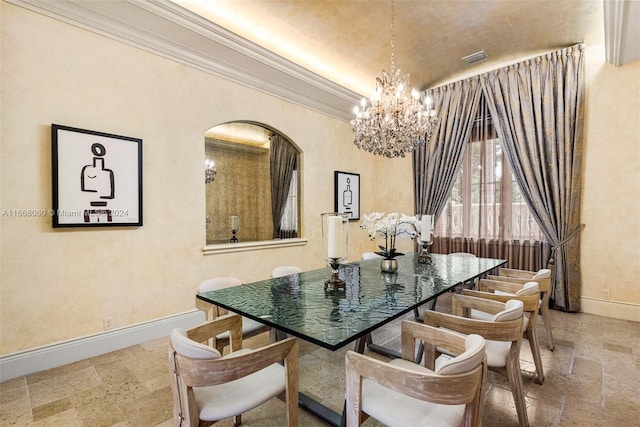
(431, 94, 550, 272)
(413, 78, 483, 218)
(480, 44, 585, 311)
(269, 134, 297, 238)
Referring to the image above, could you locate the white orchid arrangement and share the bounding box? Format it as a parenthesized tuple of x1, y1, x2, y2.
(360, 212, 422, 259)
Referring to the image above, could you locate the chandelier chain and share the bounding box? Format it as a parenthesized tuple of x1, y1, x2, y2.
(390, 0, 395, 72)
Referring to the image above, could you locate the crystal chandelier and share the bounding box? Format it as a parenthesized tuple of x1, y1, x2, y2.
(350, 0, 438, 158)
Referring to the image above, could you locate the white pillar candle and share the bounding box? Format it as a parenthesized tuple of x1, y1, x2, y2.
(421, 215, 433, 242)
(327, 215, 343, 259)
(230, 215, 239, 231)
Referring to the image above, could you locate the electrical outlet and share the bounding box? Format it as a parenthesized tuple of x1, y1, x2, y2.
(103, 317, 113, 330)
(603, 289, 610, 300)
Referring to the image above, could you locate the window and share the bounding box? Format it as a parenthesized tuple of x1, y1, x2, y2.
(435, 101, 545, 243)
(278, 171, 298, 238)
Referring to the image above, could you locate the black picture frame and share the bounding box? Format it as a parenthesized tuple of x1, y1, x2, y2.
(334, 171, 360, 221)
(51, 124, 143, 228)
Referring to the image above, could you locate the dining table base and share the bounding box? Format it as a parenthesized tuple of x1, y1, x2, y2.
(298, 392, 345, 427)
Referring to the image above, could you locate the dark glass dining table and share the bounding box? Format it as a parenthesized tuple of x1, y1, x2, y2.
(196, 252, 507, 426)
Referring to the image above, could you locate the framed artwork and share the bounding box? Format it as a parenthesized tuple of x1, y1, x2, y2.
(51, 124, 143, 227)
(334, 171, 360, 221)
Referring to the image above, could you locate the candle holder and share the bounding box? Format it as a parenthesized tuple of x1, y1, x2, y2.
(325, 257, 345, 290)
(229, 215, 239, 243)
(418, 239, 433, 264)
(321, 212, 350, 290)
(417, 214, 434, 264)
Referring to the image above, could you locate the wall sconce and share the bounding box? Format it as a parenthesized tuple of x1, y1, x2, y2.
(205, 158, 216, 184)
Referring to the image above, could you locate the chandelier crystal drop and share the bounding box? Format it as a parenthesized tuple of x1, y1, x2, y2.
(350, 0, 438, 158)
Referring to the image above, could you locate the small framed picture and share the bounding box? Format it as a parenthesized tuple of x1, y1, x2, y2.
(334, 171, 360, 221)
(51, 124, 143, 227)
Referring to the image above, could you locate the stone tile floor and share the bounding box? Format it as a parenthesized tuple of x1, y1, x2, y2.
(1, 296, 639, 426)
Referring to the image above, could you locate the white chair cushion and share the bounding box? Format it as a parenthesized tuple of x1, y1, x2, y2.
(362, 360, 465, 427)
(468, 300, 523, 368)
(171, 328, 221, 360)
(194, 348, 286, 421)
(483, 340, 512, 368)
(436, 334, 485, 375)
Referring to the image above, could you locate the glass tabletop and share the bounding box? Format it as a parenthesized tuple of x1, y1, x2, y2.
(197, 253, 506, 351)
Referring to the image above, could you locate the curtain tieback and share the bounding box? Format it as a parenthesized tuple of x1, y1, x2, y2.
(551, 224, 586, 252)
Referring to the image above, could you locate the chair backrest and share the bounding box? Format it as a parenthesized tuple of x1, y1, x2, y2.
(436, 333, 485, 375)
(493, 299, 524, 322)
(345, 324, 487, 427)
(171, 328, 221, 359)
(533, 269, 551, 280)
(361, 252, 383, 260)
(515, 281, 539, 296)
(439, 294, 525, 344)
(198, 276, 242, 293)
(271, 266, 302, 278)
(448, 252, 477, 258)
(169, 317, 299, 427)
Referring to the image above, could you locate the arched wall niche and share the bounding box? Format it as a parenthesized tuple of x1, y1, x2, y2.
(203, 121, 306, 254)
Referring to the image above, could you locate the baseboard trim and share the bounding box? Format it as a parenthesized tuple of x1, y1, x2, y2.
(0, 310, 204, 382)
(580, 297, 640, 322)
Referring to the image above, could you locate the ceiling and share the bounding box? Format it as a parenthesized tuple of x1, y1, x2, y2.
(174, 0, 638, 96)
(8, 0, 639, 120)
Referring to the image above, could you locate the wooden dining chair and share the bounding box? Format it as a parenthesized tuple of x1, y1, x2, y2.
(195, 276, 270, 353)
(424, 295, 529, 427)
(345, 322, 487, 427)
(169, 315, 299, 427)
(487, 268, 554, 350)
(461, 279, 545, 385)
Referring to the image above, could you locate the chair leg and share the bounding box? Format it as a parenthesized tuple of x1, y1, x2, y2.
(505, 353, 529, 426)
(540, 303, 555, 351)
(233, 414, 242, 426)
(526, 327, 545, 385)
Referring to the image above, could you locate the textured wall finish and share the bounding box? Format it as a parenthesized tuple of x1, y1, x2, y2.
(205, 139, 272, 243)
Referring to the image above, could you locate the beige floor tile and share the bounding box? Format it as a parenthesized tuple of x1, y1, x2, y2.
(118, 385, 173, 427)
(28, 366, 102, 408)
(1, 309, 638, 426)
(31, 407, 83, 427)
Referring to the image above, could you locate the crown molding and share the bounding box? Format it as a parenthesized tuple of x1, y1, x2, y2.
(6, 0, 361, 121)
(603, 0, 640, 66)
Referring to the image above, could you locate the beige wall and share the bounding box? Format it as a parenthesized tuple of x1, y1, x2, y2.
(0, 4, 637, 355)
(0, 3, 386, 354)
(581, 44, 640, 311)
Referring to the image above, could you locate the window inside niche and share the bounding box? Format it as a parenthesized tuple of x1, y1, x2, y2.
(204, 121, 300, 245)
